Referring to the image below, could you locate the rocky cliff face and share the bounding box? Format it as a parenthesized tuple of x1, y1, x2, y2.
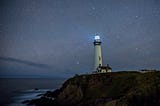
(27, 71, 160, 106)
(57, 84, 83, 106)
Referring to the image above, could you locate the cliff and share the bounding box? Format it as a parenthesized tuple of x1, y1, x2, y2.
(26, 71, 160, 106)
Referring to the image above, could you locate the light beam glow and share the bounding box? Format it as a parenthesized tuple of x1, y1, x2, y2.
(95, 35, 100, 40)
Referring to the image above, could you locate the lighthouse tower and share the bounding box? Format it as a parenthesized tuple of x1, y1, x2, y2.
(93, 34, 102, 72)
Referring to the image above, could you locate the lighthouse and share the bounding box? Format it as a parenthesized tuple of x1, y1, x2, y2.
(93, 34, 102, 72)
(93, 34, 112, 73)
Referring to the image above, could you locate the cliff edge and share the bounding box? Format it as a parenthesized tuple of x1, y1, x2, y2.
(27, 71, 160, 106)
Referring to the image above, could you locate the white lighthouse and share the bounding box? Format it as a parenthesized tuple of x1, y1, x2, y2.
(93, 34, 112, 73)
(93, 34, 102, 72)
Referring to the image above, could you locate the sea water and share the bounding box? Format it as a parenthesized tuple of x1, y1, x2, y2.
(0, 78, 66, 106)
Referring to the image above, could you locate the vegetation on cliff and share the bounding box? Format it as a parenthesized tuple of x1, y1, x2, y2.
(26, 71, 160, 106)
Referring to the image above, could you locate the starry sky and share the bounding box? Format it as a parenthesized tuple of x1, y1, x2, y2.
(0, 0, 160, 78)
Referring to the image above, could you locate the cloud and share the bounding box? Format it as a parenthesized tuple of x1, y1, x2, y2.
(0, 56, 53, 69)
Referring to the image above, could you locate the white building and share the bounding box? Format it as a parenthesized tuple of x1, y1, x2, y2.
(93, 34, 112, 73)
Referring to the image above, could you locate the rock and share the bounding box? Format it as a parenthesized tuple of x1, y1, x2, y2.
(22, 100, 30, 104)
(57, 85, 83, 106)
(44, 89, 61, 98)
(28, 71, 160, 106)
(34, 88, 39, 90)
(104, 100, 117, 106)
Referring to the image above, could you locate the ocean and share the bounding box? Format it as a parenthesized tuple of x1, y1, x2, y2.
(0, 78, 66, 106)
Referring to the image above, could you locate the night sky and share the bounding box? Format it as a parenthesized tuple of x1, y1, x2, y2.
(0, 0, 160, 78)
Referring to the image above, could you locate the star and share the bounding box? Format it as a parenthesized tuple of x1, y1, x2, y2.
(76, 61, 79, 65)
(91, 6, 96, 10)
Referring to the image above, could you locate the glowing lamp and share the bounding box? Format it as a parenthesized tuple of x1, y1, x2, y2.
(94, 35, 100, 40)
